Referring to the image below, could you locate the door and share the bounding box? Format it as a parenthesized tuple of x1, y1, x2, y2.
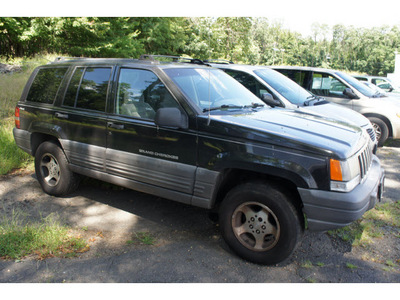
(105, 67, 198, 202)
(55, 66, 113, 171)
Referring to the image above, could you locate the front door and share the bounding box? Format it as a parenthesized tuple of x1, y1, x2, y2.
(310, 71, 354, 110)
(106, 67, 198, 204)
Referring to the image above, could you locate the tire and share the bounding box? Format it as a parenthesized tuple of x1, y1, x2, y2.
(369, 117, 389, 147)
(34, 141, 80, 196)
(219, 181, 303, 265)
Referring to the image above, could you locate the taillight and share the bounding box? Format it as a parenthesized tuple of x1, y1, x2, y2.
(15, 106, 20, 129)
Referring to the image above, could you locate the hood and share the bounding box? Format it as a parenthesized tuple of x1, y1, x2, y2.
(299, 102, 370, 127)
(202, 107, 367, 159)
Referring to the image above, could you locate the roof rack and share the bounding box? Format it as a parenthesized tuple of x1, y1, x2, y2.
(53, 57, 92, 62)
(203, 59, 234, 65)
(139, 54, 208, 65)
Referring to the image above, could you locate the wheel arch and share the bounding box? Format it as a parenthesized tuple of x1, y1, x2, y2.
(212, 168, 305, 219)
(363, 113, 392, 138)
(31, 132, 62, 157)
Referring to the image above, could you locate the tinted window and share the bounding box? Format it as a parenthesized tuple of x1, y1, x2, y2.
(76, 68, 111, 112)
(116, 68, 179, 120)
(224, 69, 270, 99)
(63, 67, 84, 107)
(26, 67, 68, 104)
(276, 69, 307, 88)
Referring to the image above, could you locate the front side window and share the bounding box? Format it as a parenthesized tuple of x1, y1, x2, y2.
(63, 67, 111, 112)
(116, 68, 179, 120)
(311, 73, 347, 98)
(26, 67, 68, 104)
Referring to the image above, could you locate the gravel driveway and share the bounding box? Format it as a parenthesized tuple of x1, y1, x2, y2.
(0, 144, 399, 283)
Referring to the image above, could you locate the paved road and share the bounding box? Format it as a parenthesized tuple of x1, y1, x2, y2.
(0, 146, 399, 283)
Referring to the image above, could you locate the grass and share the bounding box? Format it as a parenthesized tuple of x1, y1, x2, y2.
(328, 201, 400, 247)
(0, 55, 61, 175)
(126, 232, 156, 246)
(0, 210, 89, 260)
(0, 117, 33, 175)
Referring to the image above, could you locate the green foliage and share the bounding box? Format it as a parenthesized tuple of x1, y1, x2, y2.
(328, 201, 400, 247)
(0, 118, 33, 175)
(1, 17, 399, 78)
(0, 210, 88, 260)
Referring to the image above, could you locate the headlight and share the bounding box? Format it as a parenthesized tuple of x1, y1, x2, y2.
(330, 158, 361, 192)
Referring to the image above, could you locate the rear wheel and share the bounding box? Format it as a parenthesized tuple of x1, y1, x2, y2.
(219, 181, 303, 265)
(35, 141, 80, 196)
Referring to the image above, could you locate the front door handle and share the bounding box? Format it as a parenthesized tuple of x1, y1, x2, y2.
(107, 122, 124, 130)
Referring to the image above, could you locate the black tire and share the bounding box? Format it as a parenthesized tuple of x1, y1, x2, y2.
(219, 181, 303, 265)
(34, 141, 80, 196)
(369, 117, 389, 147)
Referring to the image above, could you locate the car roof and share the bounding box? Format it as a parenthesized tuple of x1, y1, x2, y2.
(208, 63, 272, 73)
(46, 56, 213, 70)
(272, 65, 342, 74)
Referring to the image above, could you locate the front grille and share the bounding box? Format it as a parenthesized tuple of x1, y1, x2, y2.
(366, 128, 376, 142)
(358, 143, 372, 179)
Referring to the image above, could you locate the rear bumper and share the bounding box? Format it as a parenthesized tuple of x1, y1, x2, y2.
(13, 128, 32, 155)
(298, 155, 384, 231)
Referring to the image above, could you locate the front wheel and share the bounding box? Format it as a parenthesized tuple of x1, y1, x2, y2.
(219, 182, 303, 265)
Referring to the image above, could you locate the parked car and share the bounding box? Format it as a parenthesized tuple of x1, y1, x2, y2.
(206, 61, 377, 152)
(273, 66, 400, 146)
(354, 75, 400, 95)
(13, 56, 384, 265)
(356, 77, 400, 98)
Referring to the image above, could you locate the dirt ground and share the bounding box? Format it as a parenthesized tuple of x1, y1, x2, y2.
(0, 143, 399, 283)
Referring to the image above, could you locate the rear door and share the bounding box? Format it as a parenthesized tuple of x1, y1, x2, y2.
(54, 65, 113, 171)
(105, 66, 198, 204)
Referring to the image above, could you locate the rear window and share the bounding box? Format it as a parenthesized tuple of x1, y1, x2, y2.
(26, 67, 68, 104)
(63, 67, 111, 112)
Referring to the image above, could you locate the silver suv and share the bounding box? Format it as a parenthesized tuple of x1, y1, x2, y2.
(273, 66, 400, 146)
(208, 62, 377, 150)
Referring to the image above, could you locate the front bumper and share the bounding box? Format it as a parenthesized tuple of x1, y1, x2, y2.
(298, 155, 385, 231)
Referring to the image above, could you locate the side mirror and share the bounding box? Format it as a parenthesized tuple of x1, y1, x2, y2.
(261, 93, 282, 107)
(343, 88, 358, 99)
(155, 107, 188, 129)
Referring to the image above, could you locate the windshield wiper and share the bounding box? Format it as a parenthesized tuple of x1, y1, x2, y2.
(244, 103, 265, 109)
(203, 104, 244, 113)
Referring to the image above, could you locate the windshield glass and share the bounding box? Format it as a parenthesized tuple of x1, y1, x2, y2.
(335, 71, 376, 97)
(164, 68, 265, 112)
(254, 68, 314, 105)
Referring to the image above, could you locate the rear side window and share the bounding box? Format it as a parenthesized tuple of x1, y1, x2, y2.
(63, 67, 112, 112)
(26, 68, 68, 104)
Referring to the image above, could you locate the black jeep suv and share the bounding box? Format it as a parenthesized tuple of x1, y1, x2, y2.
(13, 55, 384, 264)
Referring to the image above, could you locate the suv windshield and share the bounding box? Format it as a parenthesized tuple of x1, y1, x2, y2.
(164, 68, 265, 112)
(335, 71, 377, 97)
(254, 68, 314, 106)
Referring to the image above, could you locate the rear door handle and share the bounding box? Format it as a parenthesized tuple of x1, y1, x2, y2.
(108, 122, 124, 130)
(55, 112, 69, 119)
